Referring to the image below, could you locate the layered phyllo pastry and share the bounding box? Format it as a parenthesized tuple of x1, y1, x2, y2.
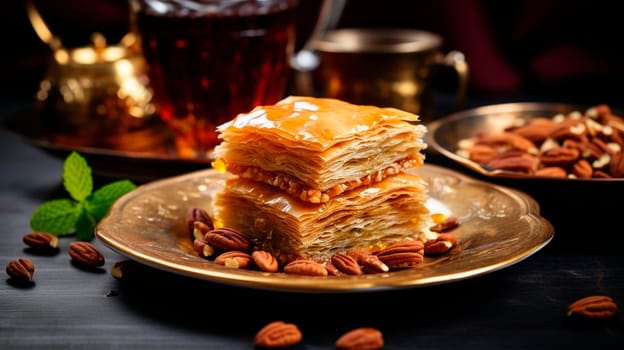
(213, 96, 427, 203)
(213, 172, 429, 264)
(209, 96, 432, 264)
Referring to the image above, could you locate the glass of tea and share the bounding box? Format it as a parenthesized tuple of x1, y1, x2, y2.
(129, 0, 298, 159)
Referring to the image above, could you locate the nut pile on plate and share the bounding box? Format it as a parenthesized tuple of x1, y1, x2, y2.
(456, 104, 624, 178)
(187, 207, 460, 276)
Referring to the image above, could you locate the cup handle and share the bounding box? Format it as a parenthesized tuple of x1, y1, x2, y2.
(438, 50, 469, 114)
(289, 0, 347, 96)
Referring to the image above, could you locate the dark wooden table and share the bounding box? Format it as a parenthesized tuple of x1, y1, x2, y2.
(1, 99, 623, 349)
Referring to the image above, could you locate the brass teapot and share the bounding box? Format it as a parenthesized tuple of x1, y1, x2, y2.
(26, 0, 164, 151)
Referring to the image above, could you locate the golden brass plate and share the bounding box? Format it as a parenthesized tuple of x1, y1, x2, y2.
(95, 164, 554, 293)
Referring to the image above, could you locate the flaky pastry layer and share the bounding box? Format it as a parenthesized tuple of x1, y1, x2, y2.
(212, 172, 430, 264)
(214, 96, 427, 203)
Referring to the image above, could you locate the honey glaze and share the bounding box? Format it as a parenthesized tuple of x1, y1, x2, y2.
(218, 96, 421, 149)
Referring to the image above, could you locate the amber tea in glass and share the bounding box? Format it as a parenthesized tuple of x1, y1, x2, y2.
(132, 0, 298, 158)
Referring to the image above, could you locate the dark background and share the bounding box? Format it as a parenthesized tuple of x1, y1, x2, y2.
(3, 0, 624, 108)
(1, 3, 623, 349)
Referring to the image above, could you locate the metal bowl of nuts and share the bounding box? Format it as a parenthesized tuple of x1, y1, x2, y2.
(426, 102, 624, 181)
(426, 102, 624, 234)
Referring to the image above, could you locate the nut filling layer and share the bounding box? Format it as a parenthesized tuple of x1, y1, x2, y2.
(227, 157, 421, 204)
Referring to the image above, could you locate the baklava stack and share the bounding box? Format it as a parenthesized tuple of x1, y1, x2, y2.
(211, 96, 429, 264)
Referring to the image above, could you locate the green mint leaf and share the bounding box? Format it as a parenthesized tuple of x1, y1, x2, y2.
(30, 199, 81, 236)
(75, 207, 96, 240)
(30, 151, 136, 241)
(85, 179, 137, 220)
(63, 151, 93, 202)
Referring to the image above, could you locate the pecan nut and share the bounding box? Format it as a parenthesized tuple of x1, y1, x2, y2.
(609, 151, 624, 177)
(193, 221, 212, 241)
(572, 159, 593, 178)
(254, 321, 302, 348)
(251, 250, 279, 272)
(590, 138, 612, 155)
(539, 147, 580, 166)
(283, 259, 328, 276)
(214, 251, 251, 269)
(336, 327, 384, 350)
(476, 132, 538, 153)
(534, 166, 567, 178)
(549, 118, 587, 141)
(424, 233, 458, 255)
(507, 118, 557, 143)
(347, 249, 389, 273)
(6, 258, 35, 283)
(204, 227, 251, 252)
(324, 261, 342, 276)
(111, 260, 140, 280)
(466, 144, 498, 164)
(429, 216, 460, 233)
(484, 151, 539, 173)
(375, 240, 424, 269)
(23, 231, 59, 251)
(331, 253, 363, 275)
(193, 238, 216, 258)
(567, 295, 618, 320)
(68, 241, 105, 267)
(186, 207, 213, 237)
(607, 124, 624, 147)
(581, 139, 605, 159)
(593, 170, 611, 178)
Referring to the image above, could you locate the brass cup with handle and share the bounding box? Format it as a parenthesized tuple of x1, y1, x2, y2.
(310, 28, 469, 123)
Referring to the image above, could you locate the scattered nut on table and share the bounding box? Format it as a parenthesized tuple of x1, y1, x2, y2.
(336, 327, 384, 350)
(6, 258, 35, 284)
(567, 295, 618, 320)
(22, 231, 58, 251)
(254, 321, 302, 348)
(68, 241, 105, 268)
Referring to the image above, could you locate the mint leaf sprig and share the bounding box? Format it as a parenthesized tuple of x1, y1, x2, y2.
(30, 151, 137, 240)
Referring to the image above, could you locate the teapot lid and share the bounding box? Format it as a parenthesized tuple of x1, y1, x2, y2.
(53, 33, 136, 65)
(26, 0, 137, 65)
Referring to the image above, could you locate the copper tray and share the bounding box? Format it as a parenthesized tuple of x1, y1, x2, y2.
(3, 106, 212, 183)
